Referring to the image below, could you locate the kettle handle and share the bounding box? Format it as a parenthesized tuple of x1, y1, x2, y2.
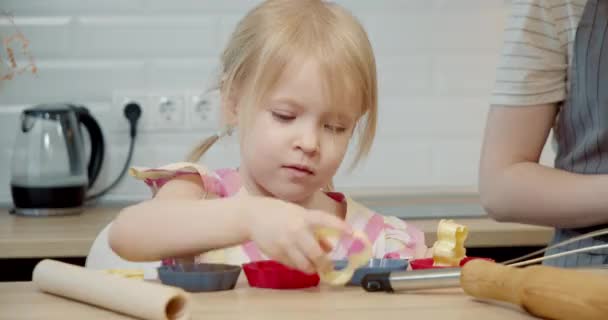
(72, 106, 105, 188)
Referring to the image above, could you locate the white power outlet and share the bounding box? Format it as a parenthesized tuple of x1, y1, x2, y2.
(112, 92, 150, 133)
(186, 91, 219, 129)
(150, 94, 186, 130)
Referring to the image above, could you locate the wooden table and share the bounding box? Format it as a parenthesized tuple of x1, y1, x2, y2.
(0, 207, 118, 259)
(0, 207, 554, 259)
(0, 281, 536, 319)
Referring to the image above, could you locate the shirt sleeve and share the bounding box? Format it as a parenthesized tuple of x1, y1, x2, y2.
(491, 0, 568, 106)
(128, 162, 225, 197)
(381, 216, 428, 260)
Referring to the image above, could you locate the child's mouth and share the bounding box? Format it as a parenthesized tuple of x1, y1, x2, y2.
(283, 165, 315, 176)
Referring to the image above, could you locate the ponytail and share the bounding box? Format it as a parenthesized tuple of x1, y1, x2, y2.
(186, 127, 234, 162)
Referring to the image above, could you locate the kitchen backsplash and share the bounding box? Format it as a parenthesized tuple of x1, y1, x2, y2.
(0, 0, 556, 206)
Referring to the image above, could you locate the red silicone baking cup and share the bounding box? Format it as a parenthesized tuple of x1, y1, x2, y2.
(410, 257, 494, 270)
(242, 260, 320, 289)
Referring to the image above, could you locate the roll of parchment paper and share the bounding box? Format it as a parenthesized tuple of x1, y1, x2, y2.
(32, 259, 190, 320)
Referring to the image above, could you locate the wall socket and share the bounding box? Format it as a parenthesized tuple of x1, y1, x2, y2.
(113, 91, 213, 132)
(186, 91, 219, 129)
(112, 92, 150, 133)
(150, 94, 186, 130)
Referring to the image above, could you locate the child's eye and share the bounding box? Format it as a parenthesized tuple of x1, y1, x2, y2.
(272, 112, 295, 122)
(325, 124, 347, 133)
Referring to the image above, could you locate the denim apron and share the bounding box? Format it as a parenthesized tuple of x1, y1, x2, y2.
(547, 0, 608, 267)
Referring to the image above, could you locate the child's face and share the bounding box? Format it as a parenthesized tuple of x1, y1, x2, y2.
(239, 58, 357, 203)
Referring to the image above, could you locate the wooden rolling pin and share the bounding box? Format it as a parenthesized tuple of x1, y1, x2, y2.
(362, 259, 608, 319)
(461, 259, 608, 320)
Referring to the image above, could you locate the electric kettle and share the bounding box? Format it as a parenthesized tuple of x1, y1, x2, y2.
(10, 103, 105, 216)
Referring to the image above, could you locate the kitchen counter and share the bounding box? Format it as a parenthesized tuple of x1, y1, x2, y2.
(0, 207, 117, 259)
(0, 281, 537, 319)
(0, 207, 554, 259)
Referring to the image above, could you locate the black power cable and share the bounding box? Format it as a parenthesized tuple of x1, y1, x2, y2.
(86, 102, 141, 202)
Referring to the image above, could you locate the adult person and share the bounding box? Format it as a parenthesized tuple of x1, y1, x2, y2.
(479, 0, 608, 267)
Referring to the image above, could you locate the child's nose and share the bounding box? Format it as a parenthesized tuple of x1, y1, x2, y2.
(296, 127, 320, 154)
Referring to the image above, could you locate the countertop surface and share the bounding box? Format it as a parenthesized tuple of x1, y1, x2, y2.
(0, 207, 554, 259)
(0, 281, 538, 319)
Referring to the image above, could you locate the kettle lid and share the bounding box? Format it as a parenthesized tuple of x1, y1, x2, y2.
(23, 103, 73, 116)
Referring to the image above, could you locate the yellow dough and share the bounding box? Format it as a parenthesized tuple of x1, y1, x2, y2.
(315, 228, 372, 286)
(432, 219, 468, 267)
(103, 269, 145, 280)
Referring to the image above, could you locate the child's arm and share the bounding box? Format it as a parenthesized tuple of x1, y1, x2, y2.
(109, 175, 351, 273)
(109, 175, 250, 261)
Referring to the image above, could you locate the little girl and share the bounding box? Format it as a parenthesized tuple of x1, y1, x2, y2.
(109, 0, 427, 275)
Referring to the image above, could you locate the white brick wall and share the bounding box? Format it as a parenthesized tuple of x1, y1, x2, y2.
(0, 0, 555, 205)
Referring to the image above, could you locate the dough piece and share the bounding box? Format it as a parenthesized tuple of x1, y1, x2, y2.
(104, 269, 145, 280)
(315, 228, 372, 285)
(432, 219, 468, 267)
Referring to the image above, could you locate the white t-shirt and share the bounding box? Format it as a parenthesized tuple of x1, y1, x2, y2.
(491, 0, 587, 106)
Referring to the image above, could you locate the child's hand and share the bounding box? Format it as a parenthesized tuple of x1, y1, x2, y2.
(245, 197, 352, 274)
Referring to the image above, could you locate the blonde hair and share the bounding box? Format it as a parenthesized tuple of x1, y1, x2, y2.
(187, 0, 378, 179)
